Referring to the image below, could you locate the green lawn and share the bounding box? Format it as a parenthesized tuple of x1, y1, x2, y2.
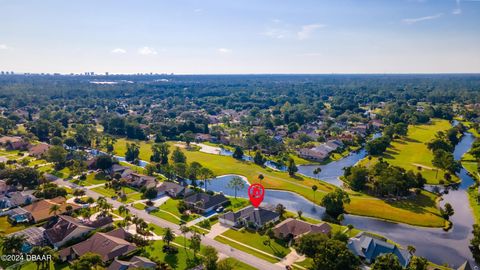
(378, 119, 458, 184)
(0, 216, 27, 235)
(214, 236, 280, 263)
(71, 172, 108, 186)
(468, 186, 480, 224)
(111, 137, 444, 227)
(91, 186, 117, 197)
(141, 240, 198, 270)
(220, 228, 290, 259)
(157, 198, 199, 223)
(218, 258, 258, 270)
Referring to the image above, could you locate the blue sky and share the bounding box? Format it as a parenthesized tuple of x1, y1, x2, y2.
(0, 0, 479, 74)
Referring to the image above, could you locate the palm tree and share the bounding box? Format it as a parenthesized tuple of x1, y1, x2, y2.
(180, 225, 190, 251)
(163, 228, 175, 247)
(49, 204, 61, 216)
(118, 205, 129, 217)
(0, 234, 26, 255)
(199, 167, 215, 191)
(313, 167, 322, 178)
(312, 185, 318, 203)
(31, 246, 57, 270)
(227, 176, 245, 199)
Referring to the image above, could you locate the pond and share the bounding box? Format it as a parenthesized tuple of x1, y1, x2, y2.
(200, 132, 477, 268)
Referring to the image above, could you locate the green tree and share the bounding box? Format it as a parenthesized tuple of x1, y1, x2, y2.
(190, 232, 202, 258)
(295, 233, 360, 270)
(95, 154, 113, 171)
(171, 147, 187, 164)
(253, 151, 265, 166)
(275, 203, 286, 218)
(232, 146, 244, 160)
(151, 143, 170, 164)
(49, 204, 61, 216)
(287, 158, 298, 176)
(371, 254, 403, 270)
(30, 246, 57, 270)
(345, 166, 368, 191)
(202, 246, 219, 270)
(441, 203, 455, 220)
(46, 145, 67, 169)
(227, 176, 245, 199)
(408, 256, 428, 270)
(0, 234, 26, 255)
(311, 185, 318, 202)
(163, 228, 175, 247)
(125, 143, 140, 162)
(71, 252, 103, 270)
(321, 189, 350, 218)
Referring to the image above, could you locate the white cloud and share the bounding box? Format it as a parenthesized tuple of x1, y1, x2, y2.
(0, 44, 9, 50)
(263, 28, 290, 39)
(297, 24, 326, 40)
(194, 8, 203, 13)
(452, 8, 462, 14)
(111, 48, 127, 54)
(138, 46, 158, 55)
(217, 48, 232, 54)
(402, 13, 443, 24)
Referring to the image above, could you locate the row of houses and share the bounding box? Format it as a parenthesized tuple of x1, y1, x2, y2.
(9, 214, 156, 269)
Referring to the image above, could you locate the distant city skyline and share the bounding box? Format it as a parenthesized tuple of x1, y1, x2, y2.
(1, 0, 479, 74)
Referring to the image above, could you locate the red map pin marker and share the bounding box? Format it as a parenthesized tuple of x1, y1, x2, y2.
(248, 183, 265, 208)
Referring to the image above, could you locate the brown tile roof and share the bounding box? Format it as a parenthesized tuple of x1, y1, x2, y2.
(22, 197, 79, 222)
(59, 228, 136, 262)
(45, 215, 113, 245)
(28, 143, 50, 156)
(273, 218, 332, 239)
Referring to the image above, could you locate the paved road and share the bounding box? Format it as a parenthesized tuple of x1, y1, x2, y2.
(56, 179, 284, 270)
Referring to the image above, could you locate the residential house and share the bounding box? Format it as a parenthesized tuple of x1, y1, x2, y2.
(108, 256, 156, 270)
(45, 215, 113, 248)
(22, 197, 79, 223)
(156, 181, 193, 198)
(126, 173, 157, 189)
(0, 136, 23, 147)
(0, 190, 37, 209)
(219, 206, 280, 229)
(109, 164, 133, 179)
(297, 140, 344, 162)
(184, 193, 229, 213)
(8, 226, 47, 253)
(347, 232, 411, 268)
(195, 133, 213, 142)
(0, 180, 9, 195)
(272, 218, 332, 241)
(5, 207, 31, 223)
(28, 143, 51, 158)
(58, 228, 136, 263)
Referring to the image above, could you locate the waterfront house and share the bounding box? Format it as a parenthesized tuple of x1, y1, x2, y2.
(347, 232, 411, 268)
(272, 218, 332, 241)
(219, 206, 279, 229)
(184, 192, 229, 213)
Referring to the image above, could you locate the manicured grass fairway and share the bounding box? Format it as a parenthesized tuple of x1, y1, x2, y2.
(379, 119, 457, 184)
(112, 138, 444, 227)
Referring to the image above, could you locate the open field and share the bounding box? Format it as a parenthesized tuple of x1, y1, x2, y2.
(379, 119, 457, 184)
(111, 137, 445, 227)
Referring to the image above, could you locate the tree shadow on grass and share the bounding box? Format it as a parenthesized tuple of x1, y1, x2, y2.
(387, 192, 438, 215)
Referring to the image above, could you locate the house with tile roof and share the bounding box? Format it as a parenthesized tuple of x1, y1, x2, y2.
(58, 228, 136, 263)
(45, 215, 113, 248)
(272, 218, 332, 241)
